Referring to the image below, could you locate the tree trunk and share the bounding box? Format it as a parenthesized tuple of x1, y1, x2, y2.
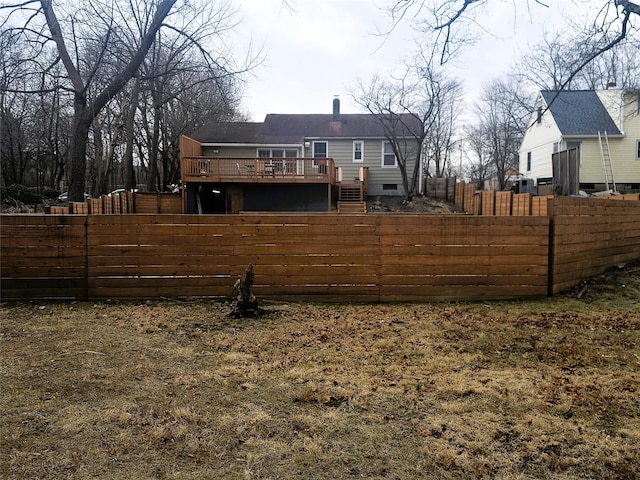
(93, 119, 105, 195)
(231, 265, 259, 318)
(124, 77, 141, 191)
(148, 94, 161, 192)
(68, 102, 92, 202)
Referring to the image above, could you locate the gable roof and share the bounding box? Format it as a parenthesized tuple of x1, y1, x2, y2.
(540, 90, 621, 136)
(191, 113, 422, 144)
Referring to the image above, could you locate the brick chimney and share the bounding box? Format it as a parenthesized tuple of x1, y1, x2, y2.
(332, 96, 340, 122)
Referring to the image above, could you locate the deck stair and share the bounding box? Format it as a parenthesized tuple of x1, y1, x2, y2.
(338, 201, 366, 213)
(338, 183, 363, 202)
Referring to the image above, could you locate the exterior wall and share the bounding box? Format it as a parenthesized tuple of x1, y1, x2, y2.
(367, 139, 416, 197)
(518, 97, 561, 182)
(576, 92, 640, 186)
(303, 138, 418, 197)
(202, 145, 258, 157)
(613, 91, 640, 185)
(576, 138, 608, 185)
(243, 184, 328, 212)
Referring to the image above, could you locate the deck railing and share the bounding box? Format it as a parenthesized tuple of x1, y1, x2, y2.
(182, 157, 336, 183)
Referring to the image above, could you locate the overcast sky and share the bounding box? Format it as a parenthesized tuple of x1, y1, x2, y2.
(232, 0, 585, 121)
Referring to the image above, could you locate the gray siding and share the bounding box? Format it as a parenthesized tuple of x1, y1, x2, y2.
(306, 138, 419, 197)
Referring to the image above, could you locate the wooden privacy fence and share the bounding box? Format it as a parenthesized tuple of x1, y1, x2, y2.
(453, 180, 640, 217)
(2, 214, 548, 302)
(550, 197, 640, 294)
(47, 192, 182, 215)
(2, 196, 639, 302)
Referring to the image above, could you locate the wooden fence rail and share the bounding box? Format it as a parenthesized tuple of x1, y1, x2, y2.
(2, 197, 639, 301)
(453, 179, 640, 217)
(550, 196, 640, 294)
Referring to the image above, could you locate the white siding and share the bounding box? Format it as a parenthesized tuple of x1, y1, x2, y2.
(518, 97, 561, 182)
(582, 91, 640, 184)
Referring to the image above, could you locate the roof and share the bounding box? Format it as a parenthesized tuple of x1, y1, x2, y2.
(191, 113, 422, 144)
(540, 90, 621, 136)
(191, 122, 265, 143)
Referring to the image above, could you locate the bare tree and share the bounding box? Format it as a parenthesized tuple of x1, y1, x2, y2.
(1, 0, 252, 201)
(463, 124, 493, 187)
(423, 77, 463, 178)
(471, 78, 531, 190)
(385, 1, 640, 85)
(352, 53, 457, 200)
(515, 32, 640, 91)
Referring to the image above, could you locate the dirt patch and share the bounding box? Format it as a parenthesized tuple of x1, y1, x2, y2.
(367, 195, 465, 213)
(2, 265, 639, 479)
(566, 260, 640, 305)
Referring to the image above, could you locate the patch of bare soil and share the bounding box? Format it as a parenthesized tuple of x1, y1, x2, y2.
(1, 265, 639, 479)
(367, 195, 465, 213)
(564, 259, 640, 305)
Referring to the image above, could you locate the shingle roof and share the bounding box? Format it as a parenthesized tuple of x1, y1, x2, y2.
(190, 122, 264, 143)
(541, 90, 621, 136)
(191, 113, 421, 144)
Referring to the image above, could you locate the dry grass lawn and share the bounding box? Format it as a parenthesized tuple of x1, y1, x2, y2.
(1, 263, 639, 479)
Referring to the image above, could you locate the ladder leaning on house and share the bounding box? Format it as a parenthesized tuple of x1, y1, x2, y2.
(598, 131, 617, 193)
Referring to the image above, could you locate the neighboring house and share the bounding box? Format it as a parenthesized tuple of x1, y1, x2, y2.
(519, 89, 640, 193)
(179, 98, 421, 213)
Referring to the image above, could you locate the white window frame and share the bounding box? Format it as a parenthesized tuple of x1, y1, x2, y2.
(526, 152, 531, 172)
(353, 141, 364, 163)
(381, 141, 397, 168)
(312, 141, 328, 158)
(256, 148, 298, 158)
(312, 141, 328, 167)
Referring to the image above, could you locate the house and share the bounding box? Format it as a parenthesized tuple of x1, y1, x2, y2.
(518, 89, 640, 193)
(179, 98, 422, 213)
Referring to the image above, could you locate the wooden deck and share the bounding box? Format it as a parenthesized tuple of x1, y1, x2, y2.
(181, 157, 336, 184)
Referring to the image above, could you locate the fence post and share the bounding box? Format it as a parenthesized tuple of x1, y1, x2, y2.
(546, 196, 555, 297)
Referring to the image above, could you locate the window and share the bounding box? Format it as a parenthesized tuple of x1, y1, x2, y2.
(256, 148, 298, 158)
(382, 184, 397, 191)
(526, 152, 531, 171)
(536, 107, 543, 124)
(312, 141, 327, 158)
(637, 140, 640, 160)
(353, 141, 363, 162)
(382, 141, 396, 167)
